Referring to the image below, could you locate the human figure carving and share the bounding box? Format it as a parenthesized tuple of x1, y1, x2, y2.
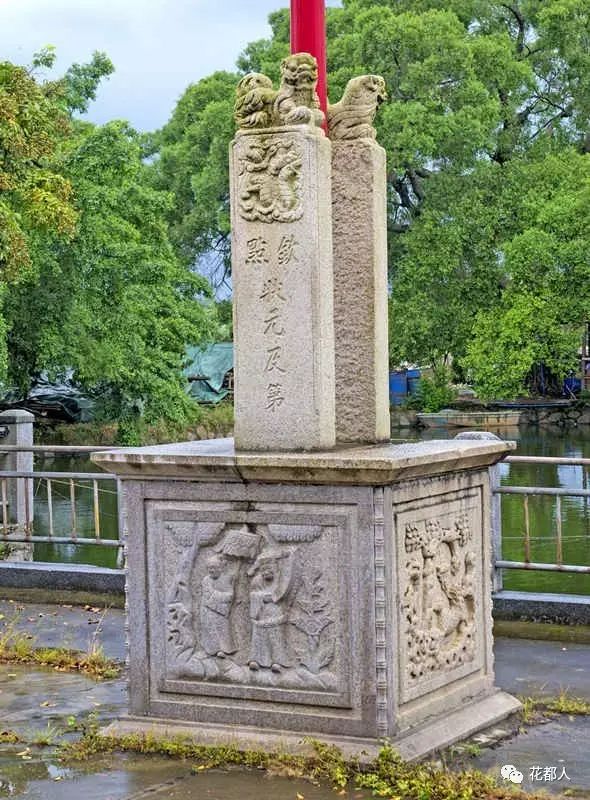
(199, 555, 237, 658)
(328, 75, 387, 140)
(247, 549, 294, 673)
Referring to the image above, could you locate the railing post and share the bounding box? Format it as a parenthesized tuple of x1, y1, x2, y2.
(490, 462, 504, 593)
(0, 409, 34, 561)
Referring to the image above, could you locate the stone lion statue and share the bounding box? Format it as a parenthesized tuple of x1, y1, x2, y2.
(328, 75, 387, 141)
(274, 53, 324, 128)
(234, 53, 324, 131)
(234, 73, 276, 129)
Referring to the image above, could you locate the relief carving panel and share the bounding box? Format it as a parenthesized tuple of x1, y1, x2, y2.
(151, 508, 350, 705)
(237, 137, 303, 223)
(395, 490, 484, 704)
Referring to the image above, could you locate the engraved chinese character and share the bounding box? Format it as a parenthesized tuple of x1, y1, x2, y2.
(260, 276, 286, 303)
(266, 383, 285, 411)
(265, 346, 286, 374)
(542, 767, 557, 782)
(264, 308, 285, 337)
(557, 767, 570, 781)
(246, 237, 269, 264)
(529, 767, 543, 782)
(277, 234, 298, 265)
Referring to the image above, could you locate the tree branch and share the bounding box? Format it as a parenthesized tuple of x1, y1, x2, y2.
(501, 3, 526, 55)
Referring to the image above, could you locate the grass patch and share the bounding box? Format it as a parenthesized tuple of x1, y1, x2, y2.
(0, 617, 120, 680)
(494, 619, 590, 645)
(61, 725, 547, 800)
(520, 690, 590, 723)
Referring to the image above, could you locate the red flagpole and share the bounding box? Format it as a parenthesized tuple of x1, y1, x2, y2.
(290, 0, 328, 121)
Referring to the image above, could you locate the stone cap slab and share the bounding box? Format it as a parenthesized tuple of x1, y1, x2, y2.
(92, 437, 515, 485)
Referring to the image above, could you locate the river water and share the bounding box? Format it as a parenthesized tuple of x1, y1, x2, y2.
(32, 427, 590, 595)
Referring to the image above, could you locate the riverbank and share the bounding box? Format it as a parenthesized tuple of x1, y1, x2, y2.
(35, 402, 234, 447)
(392, 400, 590, 430)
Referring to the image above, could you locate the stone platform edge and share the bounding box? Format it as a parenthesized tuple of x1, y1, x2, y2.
(92, 437, 515, 484)
(101, 691, 521, 764)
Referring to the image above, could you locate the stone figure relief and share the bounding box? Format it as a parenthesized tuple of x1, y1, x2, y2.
(164, 521, 338, 692)
(328, 75, 387, 141)
(247, 549, 294, 672)
(234, 53, 324, 131)
(199, 555, 238, 658)
(401, 513, 476, 685)
(237, 137, 303, 223)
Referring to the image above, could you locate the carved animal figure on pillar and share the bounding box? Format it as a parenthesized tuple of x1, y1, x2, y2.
(234, 53, 324, 130)
(328, 75, 387, 140)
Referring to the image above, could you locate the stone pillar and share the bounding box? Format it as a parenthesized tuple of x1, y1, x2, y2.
(0, 409, 34, 560)
(231, 126, 335, 451)
(328, 76, 390, 444)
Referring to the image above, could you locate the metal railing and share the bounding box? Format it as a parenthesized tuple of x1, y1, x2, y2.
(0, 445, 123, 567)
(492, 455, 590, 592)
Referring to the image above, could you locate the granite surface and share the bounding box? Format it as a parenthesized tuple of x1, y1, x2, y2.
(93, 436, 515, 483)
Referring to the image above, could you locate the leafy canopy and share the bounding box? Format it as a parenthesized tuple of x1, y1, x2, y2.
(154, 0, 590, 398)
(2, 50, 219, 423)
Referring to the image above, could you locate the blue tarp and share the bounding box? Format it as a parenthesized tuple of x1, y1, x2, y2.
(184, 343, 234, 404)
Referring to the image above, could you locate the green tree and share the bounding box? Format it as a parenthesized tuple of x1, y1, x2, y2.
(6, 120, 217, 422)
(0, 53, 77, 281)
(149, 71, 238, 289)
(155, 1, 590, 397)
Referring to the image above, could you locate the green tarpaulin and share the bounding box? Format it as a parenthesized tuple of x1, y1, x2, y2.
(184, 343, 234, 404)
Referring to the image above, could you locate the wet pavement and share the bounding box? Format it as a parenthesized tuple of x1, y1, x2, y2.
(468, 716, 590, 797)
(1, 601, 590, 798)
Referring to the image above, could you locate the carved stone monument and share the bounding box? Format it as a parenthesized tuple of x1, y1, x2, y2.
(329, 76, 391, 444)
(94, 54, 519, 761)
(232, 54, 335, 451)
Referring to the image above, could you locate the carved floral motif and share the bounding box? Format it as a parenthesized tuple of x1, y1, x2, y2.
(165, 522, 337, 692)
(401, 513, 476, 684)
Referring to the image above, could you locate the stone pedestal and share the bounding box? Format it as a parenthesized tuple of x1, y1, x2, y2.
(332, 139, 390, 444)
(94, 436, 520, 761)
(230, 126, 335, 451)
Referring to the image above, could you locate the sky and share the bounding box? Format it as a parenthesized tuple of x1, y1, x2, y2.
(1, 0, 342, 132)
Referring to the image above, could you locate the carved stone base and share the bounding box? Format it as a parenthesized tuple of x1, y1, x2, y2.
(94, 437, 519, 755)
(103, 691, 521, 763)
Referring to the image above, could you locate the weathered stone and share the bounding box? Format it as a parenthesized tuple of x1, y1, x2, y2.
(327, 75, 387, 141)
(230, 125, 335, 451)
(94, 436, 519, 754)
(331, 137, 390, 443)
(329, 76, 389, 444)
(235, 54, 324, 131)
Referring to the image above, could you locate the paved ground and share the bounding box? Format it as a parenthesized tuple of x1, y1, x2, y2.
(0, 600, 589, 799)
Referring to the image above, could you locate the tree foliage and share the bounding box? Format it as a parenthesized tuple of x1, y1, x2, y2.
(154, 0, 590, 398)
(0, 55, 76, 283)
(2, 51, 217, 422)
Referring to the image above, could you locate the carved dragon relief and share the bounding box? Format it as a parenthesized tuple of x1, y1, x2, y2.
(401, 513, 476, 685)
(237, 137, 303, 223)
(164, 521, 338, 693)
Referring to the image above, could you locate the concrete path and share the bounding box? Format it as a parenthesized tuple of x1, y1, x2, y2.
(1, 601, 589, 798)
